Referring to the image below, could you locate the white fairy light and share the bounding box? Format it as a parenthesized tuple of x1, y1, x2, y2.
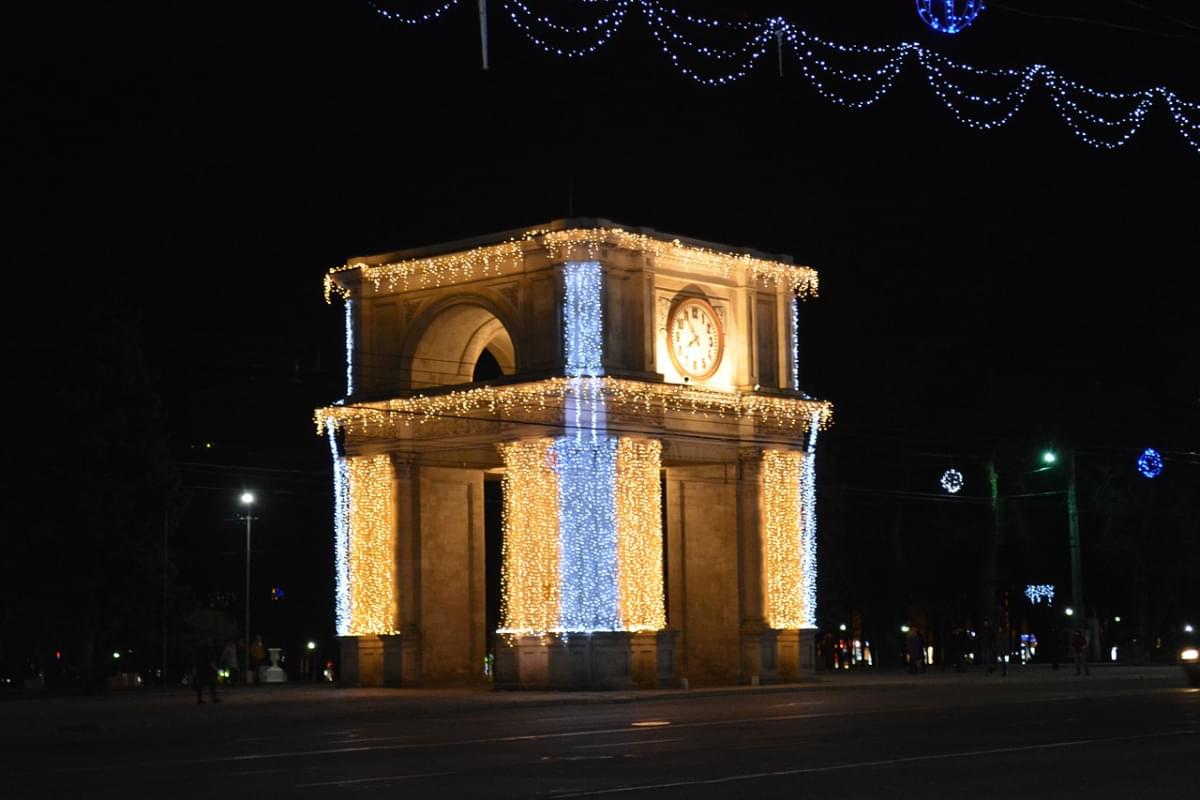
(370, 0, 1199, 155)
(801, 408, 821, 628)
(344, 454, 398, 635)
(344, 299, 354, 397)
(330, 428, 351, 636)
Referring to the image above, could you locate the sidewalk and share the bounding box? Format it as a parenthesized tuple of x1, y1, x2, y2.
(0, 663, 1182, 744)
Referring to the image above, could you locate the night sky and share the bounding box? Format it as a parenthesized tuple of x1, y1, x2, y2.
(6, 1, 1198, 676)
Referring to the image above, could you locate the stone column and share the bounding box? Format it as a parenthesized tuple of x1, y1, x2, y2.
(387, 454, 420, 686)
(417, 465, 486, 686)
(737, 449, 773, 684)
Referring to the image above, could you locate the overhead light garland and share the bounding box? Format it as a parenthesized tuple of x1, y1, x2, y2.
(369, 0, 1200, 155)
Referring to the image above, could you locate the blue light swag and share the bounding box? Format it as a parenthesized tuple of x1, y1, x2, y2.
(370, 0, 1199, 155)
(1136, 447, 1164, 479)
(916, 0, 985, 35)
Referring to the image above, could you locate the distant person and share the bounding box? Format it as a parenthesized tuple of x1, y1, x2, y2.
(821, 632, 836, 672)
(192, 638, 221, 704)
(249, 634, 266, 681)
(995, 623, 1010, 677)
(219, 639, 239, 685)
(1072, 629, 1090, 676)
(905, 628, 924, 674)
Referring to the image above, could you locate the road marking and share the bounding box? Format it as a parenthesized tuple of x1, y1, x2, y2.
(226, 766, 318, 777)
(576, 738, 684, 750)
(296, 771, 455, 788)
(328, 735, 418, 745)
(551, 730, 1197, 796)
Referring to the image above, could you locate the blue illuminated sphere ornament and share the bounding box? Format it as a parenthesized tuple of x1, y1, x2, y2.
(940, 468, 964, 494)
(1136, 448, 1164, 479)
(916, 0, 985, 34)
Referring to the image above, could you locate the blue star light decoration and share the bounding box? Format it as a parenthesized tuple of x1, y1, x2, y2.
(916, 0, 985, 35)
(940, 468, 964, 494)
(1136, 447, 1164, 479)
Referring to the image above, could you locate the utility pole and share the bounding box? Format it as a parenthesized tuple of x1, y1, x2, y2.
(980, 456, 1001, 625)
(478, 0, 489, 70)
(162, 506, 169, 684)
(1066, 449, 1083, 616)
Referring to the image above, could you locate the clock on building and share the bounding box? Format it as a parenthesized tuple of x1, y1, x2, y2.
(667, 297, 724, 380)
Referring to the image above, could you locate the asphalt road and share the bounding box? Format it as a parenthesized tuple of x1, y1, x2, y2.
(2, 666, 1196, 798)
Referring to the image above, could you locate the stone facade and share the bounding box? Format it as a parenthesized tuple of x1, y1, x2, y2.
(319, 220, 828, 689)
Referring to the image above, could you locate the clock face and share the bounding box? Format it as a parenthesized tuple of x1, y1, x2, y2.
(668, 298, 724, 380)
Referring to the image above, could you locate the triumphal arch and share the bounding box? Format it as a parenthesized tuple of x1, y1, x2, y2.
(316, 220, 831, 689)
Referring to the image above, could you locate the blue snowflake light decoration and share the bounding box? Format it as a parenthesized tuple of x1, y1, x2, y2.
(940, 468, 964, 494)
(916, 0, 985, 35)
(1136, 447, 1164, 479)
(1025, 584, 1055, 606)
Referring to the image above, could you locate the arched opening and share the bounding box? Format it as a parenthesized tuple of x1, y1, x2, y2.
(407, 302, 516, 389)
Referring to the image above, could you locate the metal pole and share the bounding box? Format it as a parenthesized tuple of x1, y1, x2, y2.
(162, 506, 168, 684)
(245, 512, 252, 684)
(1067, 449, 1083, 615)
(980, 456, 1001, 625)
(478, 0, 489, 70)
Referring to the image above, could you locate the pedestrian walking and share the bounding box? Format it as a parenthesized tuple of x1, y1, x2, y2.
(1072, 629, 1090, 676)
(192, 637, 221, 704)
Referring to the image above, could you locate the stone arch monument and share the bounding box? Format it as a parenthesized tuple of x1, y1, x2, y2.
(317, 220, 831, 689)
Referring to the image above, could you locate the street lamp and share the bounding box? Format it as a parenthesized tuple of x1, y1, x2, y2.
(1041, 449, 1084, 618)
(240, 491, 255, 684)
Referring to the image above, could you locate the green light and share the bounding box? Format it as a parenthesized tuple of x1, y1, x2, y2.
(1042, 451, 1057, 465)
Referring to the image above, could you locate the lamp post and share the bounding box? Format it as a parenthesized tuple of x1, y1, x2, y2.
(1041, 450, 1083, 616)
(240, 491, 255, 684)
